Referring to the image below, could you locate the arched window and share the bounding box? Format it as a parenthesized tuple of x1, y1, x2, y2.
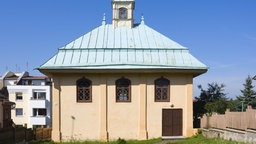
(155, 77, 170, 102)
(77, 77, 92, 103)
(116, 77, 131, 102)
(119, 7, 128, 19)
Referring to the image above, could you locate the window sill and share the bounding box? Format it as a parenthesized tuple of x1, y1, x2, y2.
(77, 100, 92, 103)
(116, 100, 131, 103)
(31, 116, 46, 117)
(15, 100, 23, 102)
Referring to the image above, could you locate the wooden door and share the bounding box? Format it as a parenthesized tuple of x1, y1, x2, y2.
(162, 109, 182, 136)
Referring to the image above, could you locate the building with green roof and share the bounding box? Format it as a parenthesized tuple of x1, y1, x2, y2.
(38, 0, 207, 142)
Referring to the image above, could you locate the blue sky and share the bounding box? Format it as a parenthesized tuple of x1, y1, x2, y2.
(0, 0, 256, 99)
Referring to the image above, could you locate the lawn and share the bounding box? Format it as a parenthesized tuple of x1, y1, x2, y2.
(169, 134, 246, 144)
(29, 134, 247, 144)
(29, 138, 162, 144)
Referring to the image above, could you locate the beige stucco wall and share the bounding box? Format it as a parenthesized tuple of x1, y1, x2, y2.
(147, 75, 194, 138)
(9, 91, 29, 127)
(107, 75, 140, 140)
(60, 76, 100, 140)
(50, 73, 194, 141)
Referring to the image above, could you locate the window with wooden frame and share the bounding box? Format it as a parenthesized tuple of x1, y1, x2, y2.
(155, 77, 170, 102)
(76, 77, 92, 103)
(116, 77, 131, 102)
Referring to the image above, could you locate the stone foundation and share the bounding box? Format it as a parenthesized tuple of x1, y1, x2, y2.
(202, 128, 256, 144)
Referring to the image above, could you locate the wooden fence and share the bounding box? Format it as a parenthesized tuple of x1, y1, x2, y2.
(0, 126, 34, 144)
(35, 127, 52, 140)
(201, 106, 256, 130)
(0, 126, 52, 143)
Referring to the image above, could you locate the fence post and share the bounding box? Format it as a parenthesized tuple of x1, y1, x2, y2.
(12, 126, 16, 143)
(206, 115, 210, 129)
(25, 127, 27, 142)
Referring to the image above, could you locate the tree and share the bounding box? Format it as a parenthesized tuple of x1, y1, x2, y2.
(227, 98, 241, 111)
(237, 75, 256, 111)
(204, 99, 228, 114)
(196, 82, 227, 102)
(195, 82, 228, 116)
(0, 87, 9, 99)
(193, 100, 206, 128)
(193, 82, 228, 128)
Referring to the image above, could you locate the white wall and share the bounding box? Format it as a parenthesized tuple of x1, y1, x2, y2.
(7, 85, 51, 128)
(4, 80, 16, 86)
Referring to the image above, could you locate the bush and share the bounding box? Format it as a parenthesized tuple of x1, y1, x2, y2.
(117, 138, 126, 144)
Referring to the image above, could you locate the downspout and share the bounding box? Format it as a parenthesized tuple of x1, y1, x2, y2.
(58, 78, 62, 141)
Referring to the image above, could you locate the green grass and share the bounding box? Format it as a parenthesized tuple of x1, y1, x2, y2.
(29, 138, 162, 144)
(29, 135, 247, 144)
(168, 134, 246, 144)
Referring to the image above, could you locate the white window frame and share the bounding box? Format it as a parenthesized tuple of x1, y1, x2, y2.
(33, 108, 47, 117)
(15, 92, 23, 101)
(32, 90, 46, 100)
(16, 108, 23, 117)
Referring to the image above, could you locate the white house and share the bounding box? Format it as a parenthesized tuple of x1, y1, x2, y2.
(1, 71, 52, 128)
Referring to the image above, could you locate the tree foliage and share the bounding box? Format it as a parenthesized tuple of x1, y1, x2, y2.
(236, 75, 256, 111)
(227, 98, 241, 111)
(197, 83, 227, 102)
(193, 100, 206, 118)
(204, 99, 228, 114)
(194, 82, 228, 116)
(0, 86, 9, 99)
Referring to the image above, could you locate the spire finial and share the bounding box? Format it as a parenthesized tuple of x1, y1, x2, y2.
(141, 14, 145, 25)
(102, 13, 106, 25)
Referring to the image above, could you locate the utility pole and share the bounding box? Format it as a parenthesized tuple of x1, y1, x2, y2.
(241, 100, 245, 112)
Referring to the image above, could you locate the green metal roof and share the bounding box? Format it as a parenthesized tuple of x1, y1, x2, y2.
(39, 23, 207, 73)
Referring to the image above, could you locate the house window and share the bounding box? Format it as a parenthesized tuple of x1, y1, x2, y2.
(16, 108, 23, 116)
(116, 77, 131, 102)
(16, 92, 23, 101)
(119, 7, 128, 19)
(155, 77, 170, 102)
(33, 108, 47, 117)
(76, 77, 92, 102)
(33, 91, 46, 100)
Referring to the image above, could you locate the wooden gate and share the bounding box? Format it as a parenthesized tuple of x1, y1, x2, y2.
(162, 109, 183, 136)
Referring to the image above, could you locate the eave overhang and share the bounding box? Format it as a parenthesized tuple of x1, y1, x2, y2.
(38, 66, 207, 78)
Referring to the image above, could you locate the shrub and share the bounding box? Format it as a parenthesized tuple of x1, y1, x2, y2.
(117, 138, 126, 144)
